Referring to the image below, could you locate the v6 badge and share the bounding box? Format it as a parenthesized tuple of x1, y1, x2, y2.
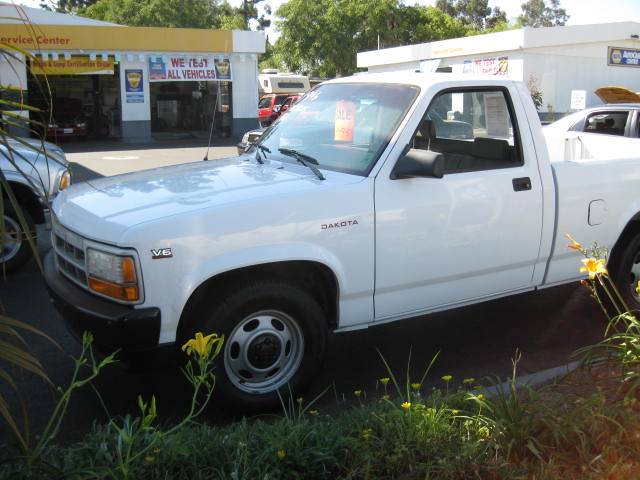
(151, 248, 173, 259)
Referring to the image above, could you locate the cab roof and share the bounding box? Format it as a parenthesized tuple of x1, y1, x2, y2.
(325, 71, 517, 90)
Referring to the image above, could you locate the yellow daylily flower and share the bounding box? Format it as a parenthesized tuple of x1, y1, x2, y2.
(401, 401, 411, 410)
(565, 233, 582, 251)
(379, 377, 390, 386)
(441, 375, 453, 383)
(181, 332, 224, 358)
(580, 258, 608, 280)
(354, 390, 362, 398)
(410, 383, 420, 391)
(277, 449, 286, 459)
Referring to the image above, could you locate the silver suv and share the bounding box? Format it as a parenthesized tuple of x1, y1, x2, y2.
(1, 137, 71, 271)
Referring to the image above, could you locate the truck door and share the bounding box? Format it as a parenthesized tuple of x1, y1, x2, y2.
(374, 86, 543, 320)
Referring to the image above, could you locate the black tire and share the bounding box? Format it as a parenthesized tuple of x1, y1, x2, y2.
(611, 231, 640, 312)
(186, 281, 328, 411)
(1, 205, 36, 273)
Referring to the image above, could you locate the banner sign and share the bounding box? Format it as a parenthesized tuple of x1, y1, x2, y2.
(125, 69, 144, 103)
(148, 56, 231, 82)
(31, 55, 114, 75)
(461, 56, 509, 76)
(608, 47, 640, 67)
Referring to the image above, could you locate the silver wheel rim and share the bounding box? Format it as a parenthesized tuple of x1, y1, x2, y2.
(224, 310, 304, 395)
(1, 216, 22, 263)
(630, 253, 640, 300)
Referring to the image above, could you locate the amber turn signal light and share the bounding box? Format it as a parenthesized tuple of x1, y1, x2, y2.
(88, 277, 139, 302)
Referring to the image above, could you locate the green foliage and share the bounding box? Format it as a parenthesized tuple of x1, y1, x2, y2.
(81, 0, 268, 30)
(272, 0, 467, 77)
(518, 0, 569, 28)
(435, 0, 507, 31)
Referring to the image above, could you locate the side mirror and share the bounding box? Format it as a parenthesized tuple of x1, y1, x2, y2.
(391, 148, 444, 180)
(273, 105, 281, 113)
(281, 104, 289, 112)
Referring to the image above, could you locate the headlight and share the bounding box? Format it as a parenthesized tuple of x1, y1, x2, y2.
(86, 248, 140, 302)
(58, 170, 71, 191)
(48, 123, 58, 128)
(76, 122, 87, 128)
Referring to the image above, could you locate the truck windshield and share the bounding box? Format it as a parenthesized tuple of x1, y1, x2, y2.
(255, 83, 419, 176)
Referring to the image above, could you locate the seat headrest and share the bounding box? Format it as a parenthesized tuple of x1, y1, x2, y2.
(473, 137, 509, 161)
(417, 119, 436, 139)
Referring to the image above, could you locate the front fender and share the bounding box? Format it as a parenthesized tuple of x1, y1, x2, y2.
(175, 242, 347, 317)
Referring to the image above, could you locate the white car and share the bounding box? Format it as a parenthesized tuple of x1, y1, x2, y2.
(1, 137, 71, 271)
(44, 73, 640, 410)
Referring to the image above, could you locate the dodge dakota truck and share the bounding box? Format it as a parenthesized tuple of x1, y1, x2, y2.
(44, 73, 640, 409)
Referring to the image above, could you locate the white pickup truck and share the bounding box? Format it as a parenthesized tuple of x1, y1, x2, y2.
(44, 74, 640, 409)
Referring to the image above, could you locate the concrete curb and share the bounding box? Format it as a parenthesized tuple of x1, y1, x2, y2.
(481, 361, 582, 398)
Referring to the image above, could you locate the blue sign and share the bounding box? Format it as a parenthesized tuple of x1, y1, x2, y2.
(125, 69, 144, 103)
(608, 47, 640, 67)
(148, 58, 167, 80)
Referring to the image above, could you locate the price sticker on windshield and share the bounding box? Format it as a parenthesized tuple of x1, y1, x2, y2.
(334, 100, 356, 142)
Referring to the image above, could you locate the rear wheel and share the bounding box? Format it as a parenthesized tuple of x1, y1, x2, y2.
(1, 206, 35, 273)
(187, 281, 328, 411)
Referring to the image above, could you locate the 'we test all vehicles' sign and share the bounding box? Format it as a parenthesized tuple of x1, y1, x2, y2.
(148, 56, 232, 82)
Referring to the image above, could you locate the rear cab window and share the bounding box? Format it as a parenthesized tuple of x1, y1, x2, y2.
(581, 110, 630, 136)
(412, 88, 522, 174)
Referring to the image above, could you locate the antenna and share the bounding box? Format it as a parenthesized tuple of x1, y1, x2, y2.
(203, 82, 220, 161)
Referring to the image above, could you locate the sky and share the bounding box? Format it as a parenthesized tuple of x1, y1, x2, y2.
(15, 0, 640, 41)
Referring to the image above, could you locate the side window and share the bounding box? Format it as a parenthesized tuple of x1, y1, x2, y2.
(413, 89, 522, 174)
(583, 111, 629, 136)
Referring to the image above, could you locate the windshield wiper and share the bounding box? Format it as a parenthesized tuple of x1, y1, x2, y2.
(255, 144, 270, 165)
(278, 148, 325, 181)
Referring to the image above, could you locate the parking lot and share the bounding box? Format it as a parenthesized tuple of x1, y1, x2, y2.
(0, 140, 606, 445)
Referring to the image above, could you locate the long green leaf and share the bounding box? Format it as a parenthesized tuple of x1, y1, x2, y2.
(0, 394, 27, 453)
(0, 368, 30, 449)
(0, 315, 60, 349)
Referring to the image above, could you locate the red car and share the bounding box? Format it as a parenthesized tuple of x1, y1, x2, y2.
(258, 93, 299, 126)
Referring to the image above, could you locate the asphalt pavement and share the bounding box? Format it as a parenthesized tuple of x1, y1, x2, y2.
(0, 140, 607, 448)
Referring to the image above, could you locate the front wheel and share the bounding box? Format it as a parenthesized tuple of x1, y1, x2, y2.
(188, 281, 328, 411)
(1, 206, 36, 273)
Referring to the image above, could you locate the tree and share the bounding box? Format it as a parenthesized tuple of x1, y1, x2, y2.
(39, 0, 98, 13)
(81, 0, 268, 30)
(435, 0, 507, 31)
(518, 0, 569, 27)
(272, 0, 467, 77)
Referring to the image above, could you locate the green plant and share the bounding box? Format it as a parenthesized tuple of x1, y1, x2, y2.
(78, 332, 223, 479)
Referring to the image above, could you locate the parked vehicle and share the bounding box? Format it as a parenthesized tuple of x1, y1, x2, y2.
(32, 97, 89, 141)
(45, 73, 640, 410)
(544, 87, 640, 138)
(258, 93, 298, 126)
(1, 137, 71, 271)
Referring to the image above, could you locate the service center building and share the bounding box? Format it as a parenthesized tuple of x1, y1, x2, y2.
(357, 22, 640, 119)
(0, 4, 265, 141)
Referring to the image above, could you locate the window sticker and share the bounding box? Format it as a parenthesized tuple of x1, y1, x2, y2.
(334, 100, 357, 142)
(483, 93, 510, 138)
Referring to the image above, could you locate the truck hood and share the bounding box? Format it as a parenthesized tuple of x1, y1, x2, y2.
(53, 156, 362, 243)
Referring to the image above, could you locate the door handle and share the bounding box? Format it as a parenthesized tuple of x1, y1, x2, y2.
(512, 177, 532, 192)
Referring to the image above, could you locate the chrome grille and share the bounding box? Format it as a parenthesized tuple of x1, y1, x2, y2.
(52, 220, 88, 287)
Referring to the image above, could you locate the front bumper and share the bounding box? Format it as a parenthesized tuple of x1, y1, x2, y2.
(43, 251, 162, 355)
